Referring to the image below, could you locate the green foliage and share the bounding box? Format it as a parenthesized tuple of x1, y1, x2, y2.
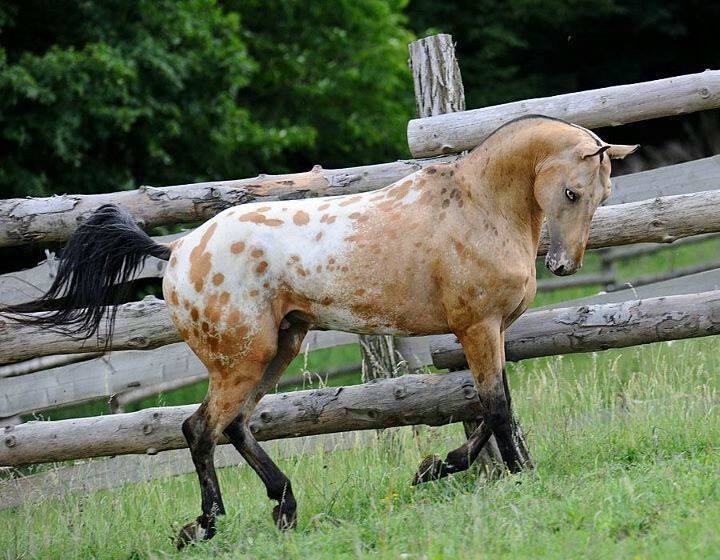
(0, 0, 413, 198)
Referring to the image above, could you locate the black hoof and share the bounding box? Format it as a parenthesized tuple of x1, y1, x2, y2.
(412, 454, 449, 485)
(272, 503, 297, 531)
(175, 517, 214, 550)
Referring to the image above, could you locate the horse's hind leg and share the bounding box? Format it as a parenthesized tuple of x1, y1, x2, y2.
(175, 320, 280, 549)
(224, 318, 309, 530)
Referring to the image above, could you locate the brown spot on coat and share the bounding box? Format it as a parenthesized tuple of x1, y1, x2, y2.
(293, 210, 310, 226)
(170, 256, 177, 268)
(339, 196, 361, 207)
(318, 203, 331, 211)
(315, 232, 323, 241)
(212, 273, 224, 286)
(188, 223, 217, 292)
(251, 248, 264, 258)
(231, 241, 245, 254)
(238, 212, 283, 227)
(256, 261, 268, 274)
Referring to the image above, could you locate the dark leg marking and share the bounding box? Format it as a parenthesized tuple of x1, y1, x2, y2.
(482, 379, 524, 474)
(223, 317, 307, 530)
(176, 403, 225, 549)
(224, 421, 297, 529)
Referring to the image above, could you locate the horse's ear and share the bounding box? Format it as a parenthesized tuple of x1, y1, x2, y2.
(580, 145, 611, 159)
(606, 144, 641, 159)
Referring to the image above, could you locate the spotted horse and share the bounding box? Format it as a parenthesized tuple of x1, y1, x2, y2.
(5, 115, 638, 547)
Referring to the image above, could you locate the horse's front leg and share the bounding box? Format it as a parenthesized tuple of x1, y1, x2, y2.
(413, 319, 524, 484)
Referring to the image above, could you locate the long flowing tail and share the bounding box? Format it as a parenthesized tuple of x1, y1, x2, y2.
(1, 204, 171, 342)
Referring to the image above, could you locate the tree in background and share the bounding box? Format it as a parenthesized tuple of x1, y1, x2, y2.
(0, 0, 413, 198)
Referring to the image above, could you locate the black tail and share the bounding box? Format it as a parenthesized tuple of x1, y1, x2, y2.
(1, 204, 171, 342)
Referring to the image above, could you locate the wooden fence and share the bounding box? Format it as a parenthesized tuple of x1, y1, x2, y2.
(1, 34, 720, 502)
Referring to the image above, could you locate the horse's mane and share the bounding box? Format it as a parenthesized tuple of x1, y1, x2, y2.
(480, 114, 602, 149)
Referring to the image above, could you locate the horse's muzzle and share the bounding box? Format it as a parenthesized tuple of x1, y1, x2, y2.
(545, 252, 580, 276)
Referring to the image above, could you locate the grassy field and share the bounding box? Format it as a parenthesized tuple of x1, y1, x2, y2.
(4, 239, 720, 559)
(3, 336, 719, 559)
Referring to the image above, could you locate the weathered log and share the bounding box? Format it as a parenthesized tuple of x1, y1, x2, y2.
(408, 34, 466, 119)
(430, 290, 720, 370)
(0, 295, 177, 364)
(0, 352, 100, 379)
(0, 158, 456, 248)
(2, 290, 719, 465)
(538, 269, 720, 310)
(603, 233, 719, 261)
(0, 331, 359, 417)
(0, 370, 483, 466)
(407, 70, 720, 157)
(608, 155, 720, 205)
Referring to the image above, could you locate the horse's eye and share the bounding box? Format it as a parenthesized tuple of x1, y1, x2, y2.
(565, 188, 578, 202)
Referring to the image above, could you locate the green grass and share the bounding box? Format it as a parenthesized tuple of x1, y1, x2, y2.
(3, 336, 719, 559)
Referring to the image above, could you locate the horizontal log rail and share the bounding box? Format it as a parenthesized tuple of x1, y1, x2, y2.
(2, 290, 719, 465)
(0, 157, 455, 248)
(3, 290, 719, 418)
(430, 290, 720, 370)
(407, 70, 720, 157)
(0, 370, 481, 466)
(0, 332, 359, 418)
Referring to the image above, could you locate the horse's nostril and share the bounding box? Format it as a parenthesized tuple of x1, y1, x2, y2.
(555, 264, 565, 275)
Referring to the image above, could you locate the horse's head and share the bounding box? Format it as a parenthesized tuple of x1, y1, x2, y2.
(534, 135, 639, 276)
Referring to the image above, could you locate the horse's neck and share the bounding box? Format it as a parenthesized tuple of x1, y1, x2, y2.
(455, 134, 545, 257)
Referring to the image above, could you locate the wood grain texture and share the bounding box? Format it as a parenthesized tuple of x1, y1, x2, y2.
(408, 70, 720, 157)
(0, 370, 483, 466)
(0, 332, 359, 417)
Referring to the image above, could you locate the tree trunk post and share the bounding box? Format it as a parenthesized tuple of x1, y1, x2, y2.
(407, 33, 532, 475)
